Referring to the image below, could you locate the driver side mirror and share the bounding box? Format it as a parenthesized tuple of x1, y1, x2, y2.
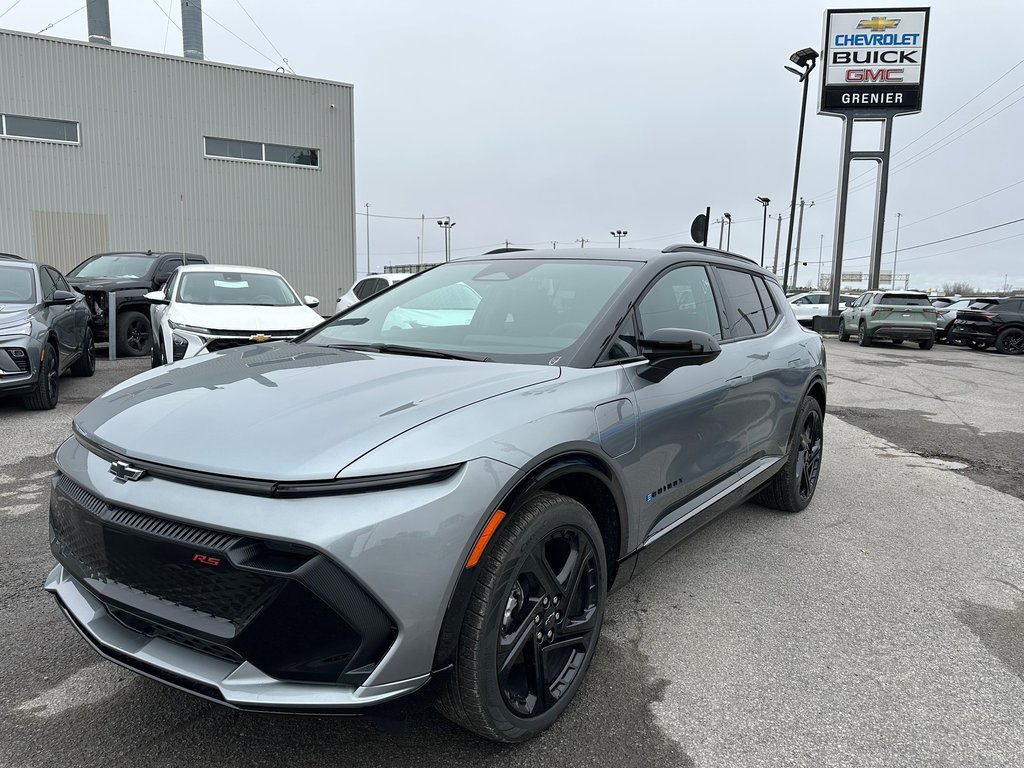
(144, 290, 169, 305)
(304, 295, 320, 309)
(639, 328, 721, 382)
(48, 290, 79, 305)
(842, 302, 852, 309)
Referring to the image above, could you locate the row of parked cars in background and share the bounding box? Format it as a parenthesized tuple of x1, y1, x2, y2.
(787, 288, 1024, 354)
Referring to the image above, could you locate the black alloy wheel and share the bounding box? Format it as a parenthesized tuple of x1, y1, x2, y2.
(757, 396, 824, 513)
(117, 310, 152, 357)
(838, 320, 850, 342)
(24, 343, 59, 410)
(995, 328, 1024, 355)
(858, 323, 871, 347)
(438, 492, 606, 742)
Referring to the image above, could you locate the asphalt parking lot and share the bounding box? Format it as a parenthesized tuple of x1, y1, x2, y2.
(2, 340, 1022, 767)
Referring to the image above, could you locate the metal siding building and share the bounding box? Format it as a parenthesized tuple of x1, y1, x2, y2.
(0, 29, 355, 308)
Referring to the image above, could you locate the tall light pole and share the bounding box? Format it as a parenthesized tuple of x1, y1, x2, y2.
(437, 216, 456, 262)
(364, 202, 371, 276)
(772, 213, 783, 275)
(817, 233, 824, 288)
(725, 213, 732, 250)
(610, 229, 628, 248)
(782, 47, 819, 292)
(756, 197, 771, 267)
(891, 212, 902, 288)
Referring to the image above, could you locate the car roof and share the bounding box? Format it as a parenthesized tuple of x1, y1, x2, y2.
(177, 264, 283, 276)
(89, 251, 204, 260)
(456, 245, 772, 275)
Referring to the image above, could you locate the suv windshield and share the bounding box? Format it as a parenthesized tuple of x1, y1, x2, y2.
(176, 271, 299, 306)
(68, 254, 155, 279)
(298, 258, 639, 364)
(0, 264, 37, 303)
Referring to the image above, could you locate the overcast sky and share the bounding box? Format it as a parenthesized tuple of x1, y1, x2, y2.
(3, 0, 1021, 291)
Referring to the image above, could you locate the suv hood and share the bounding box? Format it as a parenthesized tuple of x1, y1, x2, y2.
(171, 303, 322, 332)
(68, 276, 152, 291)
(0, 304, 33, 325)
(74, 343, 559, 481)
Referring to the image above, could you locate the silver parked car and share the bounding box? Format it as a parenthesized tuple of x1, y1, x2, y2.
(46, 247, 826, 741)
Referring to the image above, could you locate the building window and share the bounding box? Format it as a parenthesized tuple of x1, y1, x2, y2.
(1, 114, 79, 143)
(204, 136, 319, 168)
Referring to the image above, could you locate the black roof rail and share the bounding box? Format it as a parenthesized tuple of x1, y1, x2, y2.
(660, 244, 757, 264)
(482, 247, 534, 254)
(0, 252, 27, 260)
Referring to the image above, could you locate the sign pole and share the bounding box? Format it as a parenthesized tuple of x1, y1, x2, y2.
(867, 116, 895, 290)
(828, 116, 855, 317)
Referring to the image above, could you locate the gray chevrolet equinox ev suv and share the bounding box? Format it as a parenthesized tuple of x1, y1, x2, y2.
(46, 246, 826, 741)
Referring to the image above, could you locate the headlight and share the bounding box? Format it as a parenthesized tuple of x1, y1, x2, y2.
(0, 320, 32, 336)
(168, 321, 211, 334)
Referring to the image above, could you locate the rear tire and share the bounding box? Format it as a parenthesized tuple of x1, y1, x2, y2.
(23, 343, 59, 410)
(437, 492, 606, 742)
(892, 339, 904, 346)
(857, 323, 872, 347)
(70, 328, 96, 376)
(838, 321, 850, 342)
(757, 396, 823, 513)
(994, 327, 1024, 355)
(116, 310, 152, 357)
(919, 337, 935, 350)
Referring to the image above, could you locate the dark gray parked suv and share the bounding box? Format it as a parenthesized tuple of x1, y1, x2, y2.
(46, 246, 826, 741)
(0, 254, 95, 409)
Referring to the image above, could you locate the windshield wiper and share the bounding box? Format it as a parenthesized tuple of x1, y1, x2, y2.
(324, 342, 491, 362)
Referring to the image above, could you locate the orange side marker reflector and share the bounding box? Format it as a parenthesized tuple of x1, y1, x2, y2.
(465, 509, 506, 569)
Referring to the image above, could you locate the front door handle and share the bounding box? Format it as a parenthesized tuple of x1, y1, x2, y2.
(726, 375, 753, 388)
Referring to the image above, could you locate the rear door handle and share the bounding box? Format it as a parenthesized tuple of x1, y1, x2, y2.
(727, 375, 753, 388)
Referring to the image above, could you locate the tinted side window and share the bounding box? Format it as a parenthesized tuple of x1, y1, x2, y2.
(39, 267, 57, 300)
(638, 265, 722, 341)
(755, 278, 778, 326)
(46, 267, 71, 293)
(715, 268, 769, 338)
(352, 278, 375, 300)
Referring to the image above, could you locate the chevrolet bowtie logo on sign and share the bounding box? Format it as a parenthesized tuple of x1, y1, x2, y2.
(109, 460, 147, 482)
(857, 16, 900, 32)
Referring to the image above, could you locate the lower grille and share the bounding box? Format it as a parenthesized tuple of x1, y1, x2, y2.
(3, 348, 30, 373)
(50, 473, 397, 685)
(206, 338, 258, 353)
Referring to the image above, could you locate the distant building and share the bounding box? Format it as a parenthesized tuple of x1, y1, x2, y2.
(0, 27, 355, 306)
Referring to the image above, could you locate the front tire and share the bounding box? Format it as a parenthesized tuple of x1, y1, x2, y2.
(437, 492, 606, 742)
(838, 320, 850, 342)
(757, 396, 823, 513)
(23, 343, 59, 410)
(117, 310, 152, 357)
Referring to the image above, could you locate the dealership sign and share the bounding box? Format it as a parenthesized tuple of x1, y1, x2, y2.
(820, 7, 930, 115)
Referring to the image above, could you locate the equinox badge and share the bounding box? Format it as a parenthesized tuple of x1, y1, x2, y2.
(109, 460, 146, 482)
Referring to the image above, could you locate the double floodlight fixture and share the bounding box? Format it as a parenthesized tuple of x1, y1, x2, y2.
(785, 48, 819, 80)
(756, 196, 771, 207)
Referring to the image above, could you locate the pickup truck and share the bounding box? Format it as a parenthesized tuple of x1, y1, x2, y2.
(838, 290, 937, 349)
(66, 251, 207, 356)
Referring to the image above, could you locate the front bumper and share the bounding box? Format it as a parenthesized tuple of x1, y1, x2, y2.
(0, 337, 39, 394)
(170, 329, 301, 361)
(867, 325, 934, 342)
(46, 436, 517, 709)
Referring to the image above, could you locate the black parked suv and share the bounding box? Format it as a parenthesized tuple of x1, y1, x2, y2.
(66, 251, 207, 356)
(949, 297, 1024, 354)
(0, 254, 95, 409)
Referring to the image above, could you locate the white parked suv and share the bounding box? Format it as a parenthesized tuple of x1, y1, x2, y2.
(789, 291, 859, 326)
(335, 273, 410, 313)
(145, 264, 323, 366)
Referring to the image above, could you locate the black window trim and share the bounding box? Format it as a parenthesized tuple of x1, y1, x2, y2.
(594, 304, 645, 367)
(0, 112, 81, 145)
(633, 261, 726, 346)
(711, 265, 783, 342)
(203, 135, 320, 170)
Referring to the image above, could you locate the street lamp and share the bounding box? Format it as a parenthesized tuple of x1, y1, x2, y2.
(437, 216, 456, 262)
(892, 212, 902, 288)
(756, 196, 770, 267)
(782, 46, 819, 292)
(724, 213, 732, 250)
(610, 229, 628, 248)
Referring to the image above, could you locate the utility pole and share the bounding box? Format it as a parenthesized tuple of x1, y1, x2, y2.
(756, 197, 771, 267)
(715, 218, 726, 249)
(417, 235, 421, 265)
(817, 234, 824, 288)
(772, 213, 783, 275)
(552, 241, 557, 249)
(891, 212, 902, 288)
(364, 202, 371, 276)
(576, 237, 589, 248)
(792, 198, 814, 288)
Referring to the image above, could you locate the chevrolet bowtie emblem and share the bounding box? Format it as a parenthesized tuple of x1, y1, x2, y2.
(857, 16, 900, 31)
(249, 333, 273, 342)
(109, 460, 147, 482)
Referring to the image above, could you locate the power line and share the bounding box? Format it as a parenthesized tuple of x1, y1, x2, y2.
(162, 0, 175, 52)
(199, 6, 280, 69)
(37, 4, 85, 34)
(233, 0, 293, 73)
(0, 0, 25, 20)
(150, 0, 180, 31)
